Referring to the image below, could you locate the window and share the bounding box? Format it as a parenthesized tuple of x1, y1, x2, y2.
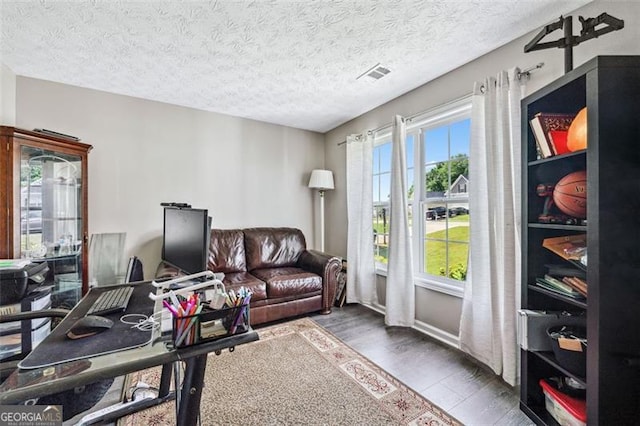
(372, 98, 471, 293)
(420, 117, 470, 286)
(373, 140, 391, 264)
(373, 132, 414, 265)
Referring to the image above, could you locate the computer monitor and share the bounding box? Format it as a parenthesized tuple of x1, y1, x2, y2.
(162, 207, 211, 274)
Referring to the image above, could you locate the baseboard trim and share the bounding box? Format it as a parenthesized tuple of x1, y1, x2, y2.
(364, 302, 460, 349)
(413, 318, 460, 349)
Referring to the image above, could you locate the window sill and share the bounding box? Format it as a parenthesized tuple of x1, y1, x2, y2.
(375, 268, 464, 299)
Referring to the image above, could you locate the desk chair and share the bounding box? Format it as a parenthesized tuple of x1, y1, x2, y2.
(125, 256, 144, 283)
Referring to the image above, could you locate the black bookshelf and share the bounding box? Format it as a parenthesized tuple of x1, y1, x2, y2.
(520, 56, 640, 424)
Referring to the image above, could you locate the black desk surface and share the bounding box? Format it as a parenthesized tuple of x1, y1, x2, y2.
(0, 281, 259, 404)
(20, 283, 155, 369)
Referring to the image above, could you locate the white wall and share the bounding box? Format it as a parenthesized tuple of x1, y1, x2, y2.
(324, 0, 640, 336)
(14, 78, 326, 279)
(1, 64, 16, 125)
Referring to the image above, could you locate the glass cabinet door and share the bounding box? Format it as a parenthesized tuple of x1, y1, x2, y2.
(19, 147, 85, 307)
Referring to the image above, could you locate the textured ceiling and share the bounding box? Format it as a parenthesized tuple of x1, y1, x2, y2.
(1, 1, 591, 133)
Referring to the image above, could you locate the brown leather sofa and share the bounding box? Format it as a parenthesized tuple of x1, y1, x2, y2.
(156, 227, 341, 325)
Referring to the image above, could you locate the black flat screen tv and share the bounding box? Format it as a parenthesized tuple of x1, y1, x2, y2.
(162, 207, 211, 274)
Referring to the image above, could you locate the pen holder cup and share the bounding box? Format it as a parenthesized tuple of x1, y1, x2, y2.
(172, 304, 250, 348)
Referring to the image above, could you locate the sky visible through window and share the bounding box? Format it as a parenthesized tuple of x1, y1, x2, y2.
(374, 119, 470, 202)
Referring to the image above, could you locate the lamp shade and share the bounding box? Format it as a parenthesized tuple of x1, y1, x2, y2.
(308, 169, 334, 190)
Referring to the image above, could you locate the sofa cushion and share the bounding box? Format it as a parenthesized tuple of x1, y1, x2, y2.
(208, 229, 247, 273)
(221, 272, 267, 301)
(244, 227, 306, 270)
(251, 267, 322, 298)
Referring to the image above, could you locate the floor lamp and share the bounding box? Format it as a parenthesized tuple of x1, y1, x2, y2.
(308, 169, 334, 252)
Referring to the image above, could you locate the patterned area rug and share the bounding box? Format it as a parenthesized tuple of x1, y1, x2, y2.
(119, 317, 461, 425)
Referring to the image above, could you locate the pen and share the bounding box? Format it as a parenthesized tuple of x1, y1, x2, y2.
(168, 290, 185, 315)
(163, 300, 179, 317)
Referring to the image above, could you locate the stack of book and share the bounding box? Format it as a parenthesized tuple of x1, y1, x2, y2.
(535, 275, 586, 300)
(529, 112, 576, 158)
(538, 241, 589, 300)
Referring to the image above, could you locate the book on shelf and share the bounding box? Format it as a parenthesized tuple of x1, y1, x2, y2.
(529, 112, 575, 158)
(542, 234, 587, 262)
(561, 276, 588, 297)
(545, 263, 586, 279)
(548, 130, 570, 155)
(534, 276, 585, 300)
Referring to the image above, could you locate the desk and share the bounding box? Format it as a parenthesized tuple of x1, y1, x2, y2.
(0, 281, 259, 425)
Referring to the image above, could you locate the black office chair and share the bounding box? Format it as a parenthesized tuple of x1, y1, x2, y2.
(125, 256, 144, 283)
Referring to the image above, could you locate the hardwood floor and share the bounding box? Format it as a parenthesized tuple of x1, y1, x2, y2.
(311, 304, 534, 426)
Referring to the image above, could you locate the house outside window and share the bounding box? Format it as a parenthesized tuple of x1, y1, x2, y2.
(372, 98, 471, 295)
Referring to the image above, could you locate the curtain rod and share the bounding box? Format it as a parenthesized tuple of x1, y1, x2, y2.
(336, 62, 545, 146)
(336, 93, 470, 146)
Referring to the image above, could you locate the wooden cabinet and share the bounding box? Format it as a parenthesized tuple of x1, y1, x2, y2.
(1, 126, 92, 307)
(520, 56, 640, 424)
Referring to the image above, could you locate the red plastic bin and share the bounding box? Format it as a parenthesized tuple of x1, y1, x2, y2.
(539, 379, 586, 426)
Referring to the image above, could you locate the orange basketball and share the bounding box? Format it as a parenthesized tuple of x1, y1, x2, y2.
(567, 107, 587, 151)
(553, 170, 587, 218)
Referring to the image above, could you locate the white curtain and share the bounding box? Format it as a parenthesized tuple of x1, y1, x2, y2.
(346, 133, 377, 305)
(385, 116, 415, 326)
(459, 68, 525, 386)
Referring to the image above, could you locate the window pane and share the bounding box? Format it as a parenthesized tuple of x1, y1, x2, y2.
(450, 119, 470, 158)
(406, 135, 415, 201)
(421, 113, 471, 284)
(446, 242, 468, 281)
(407, 169, 414, 200)
(373, 176, 381, 203)
(449, 202, 470, 244)
(379, 143, 392, 173)
(379, 173, 390, 203)
(424, 238, 446, 277)
(423, 215, 469, 282)
(406, 134, 414, 168)
(373, 140, 392, 267)
(373, 148, 380, 174)
(424, 127, 448, 165)
(373, 205, 389, 264)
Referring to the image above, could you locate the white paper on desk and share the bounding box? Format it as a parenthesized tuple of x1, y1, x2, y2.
(0, 259, 31, 269)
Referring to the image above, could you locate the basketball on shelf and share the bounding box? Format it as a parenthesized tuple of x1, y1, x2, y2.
(553, 170, 587, 218)
(567, 107, 587, 151)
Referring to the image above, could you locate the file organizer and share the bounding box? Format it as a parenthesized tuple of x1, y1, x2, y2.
(172, 304, 250, 348)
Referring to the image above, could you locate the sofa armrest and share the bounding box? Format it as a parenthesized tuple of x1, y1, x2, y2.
(297, 250, 341, 314)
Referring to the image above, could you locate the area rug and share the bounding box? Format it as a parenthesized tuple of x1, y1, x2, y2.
(119, 317, 461, 425)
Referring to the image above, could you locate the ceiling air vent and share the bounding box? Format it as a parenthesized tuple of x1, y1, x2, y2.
(356, 63, 391, 81)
